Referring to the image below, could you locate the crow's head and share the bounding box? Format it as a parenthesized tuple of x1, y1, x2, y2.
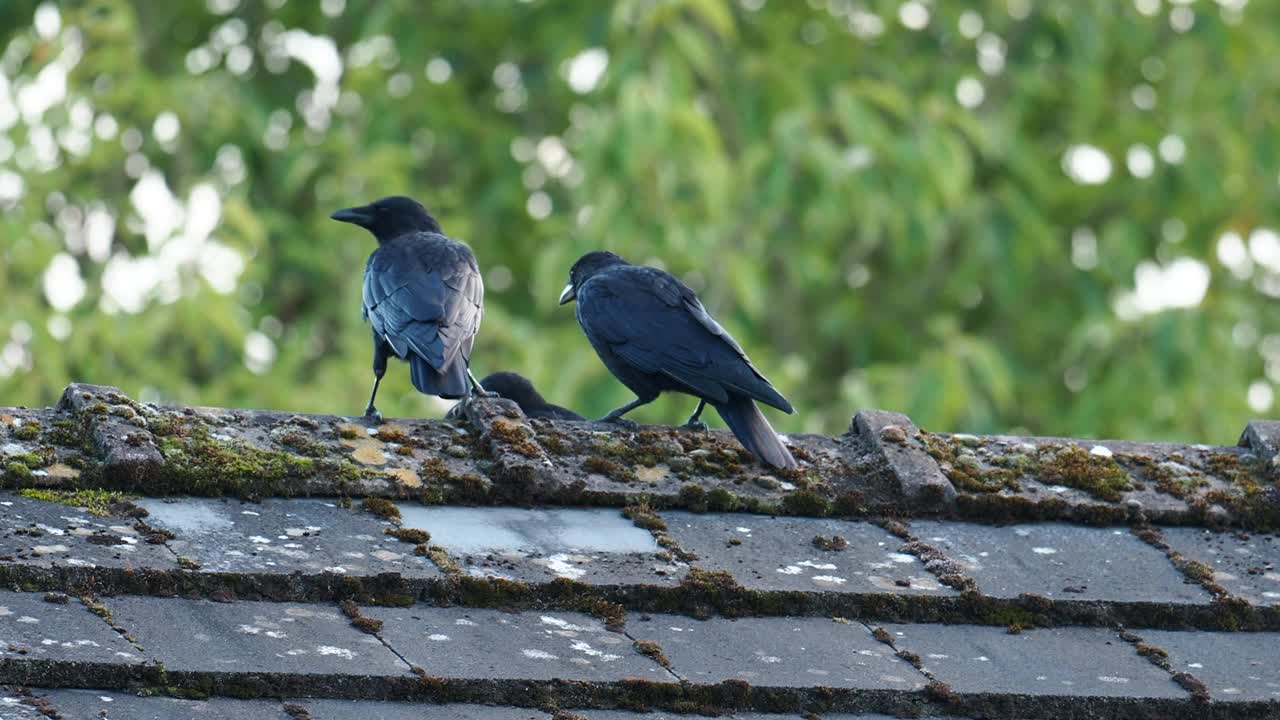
(330, 196, 442, 241)
(559, 250, 628, 305)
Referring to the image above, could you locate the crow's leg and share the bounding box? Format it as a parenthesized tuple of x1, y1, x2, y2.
(595, 396, 652, 429)
(467, 368, 498, 398)
(682, 399, 708, 431)
(364, 335, 390, 423)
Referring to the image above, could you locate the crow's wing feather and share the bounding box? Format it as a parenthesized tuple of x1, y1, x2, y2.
(577, 267, 792, 412)
(362, 233, 483, 371)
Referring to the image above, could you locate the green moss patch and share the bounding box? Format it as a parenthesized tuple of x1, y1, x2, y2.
(18, 488, 136, 516)
(1036, 445, 1131, 501)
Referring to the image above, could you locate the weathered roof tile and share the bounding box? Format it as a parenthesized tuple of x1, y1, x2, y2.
(2, 384, 1279, 717)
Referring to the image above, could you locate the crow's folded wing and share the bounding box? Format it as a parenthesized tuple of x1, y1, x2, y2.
(363, 234, 483, 370)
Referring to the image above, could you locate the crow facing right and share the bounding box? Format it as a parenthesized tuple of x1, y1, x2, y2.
(558, 251, 797, 469)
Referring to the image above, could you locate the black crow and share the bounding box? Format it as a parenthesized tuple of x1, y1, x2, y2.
(331, 196, 487, 422)
(559, 251, 797, 469)
(477, 371, 585, 421)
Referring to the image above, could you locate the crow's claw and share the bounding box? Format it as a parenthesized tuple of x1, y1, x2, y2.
(597, 416, 639, 430)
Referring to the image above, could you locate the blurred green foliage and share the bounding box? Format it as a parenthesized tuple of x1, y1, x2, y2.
(0, 0, 1277, 443)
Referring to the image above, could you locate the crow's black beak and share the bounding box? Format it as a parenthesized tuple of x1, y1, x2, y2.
(330, 206, 371, 225)
(558, 283, 576, 305)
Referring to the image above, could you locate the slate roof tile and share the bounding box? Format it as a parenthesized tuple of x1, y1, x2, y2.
(0, 383, 1277, 718)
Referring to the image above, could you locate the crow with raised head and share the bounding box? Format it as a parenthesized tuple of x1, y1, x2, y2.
(558, 251, 797, 469)
(331, 196, 487, 422)
(478, 371, 584, 421)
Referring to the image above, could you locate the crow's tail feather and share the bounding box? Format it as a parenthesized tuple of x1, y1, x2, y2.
(409, 354, 470, 399)
(713, 394, 797, 470)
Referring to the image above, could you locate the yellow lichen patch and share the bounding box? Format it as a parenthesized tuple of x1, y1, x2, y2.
(351, 441, 387, 466)
(1, 415, 16, 426)
(44, 464, 80, 479)
(635, 465, 669, 484)
(385, 467, 421, 488)
(336, 423, 372, 442)
(374, 424, 413, 442)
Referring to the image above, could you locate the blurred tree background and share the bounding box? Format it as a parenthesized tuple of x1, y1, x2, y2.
(0, 0, 1277, 444)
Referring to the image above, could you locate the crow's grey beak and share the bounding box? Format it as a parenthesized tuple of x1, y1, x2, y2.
(330, 206, 370, 225)
(558, 283, 575, 305)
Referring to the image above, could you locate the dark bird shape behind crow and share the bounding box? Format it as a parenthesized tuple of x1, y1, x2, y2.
(559, 251, 797, 469)
(331, 196, 486, 422)
(478, 371, 585, 421)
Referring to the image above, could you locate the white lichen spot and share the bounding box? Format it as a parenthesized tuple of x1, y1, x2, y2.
(316, 645, 356, 659)
(544, 553, 587, 580)
(285, 528, 307, 537)
(1098, 676, 1130, 683)
(522, 648, 557, 660)
(32, 545, 69, 556)
(265, 631, 287, 639)
(1222, 687, 1243, 695)
(1032, 547, 1058, 555)
(428, 634, 450, 641)
(797, 560, 837, 570)
(324, 566, 347, 574)
(0, 607, 11, 616)
(887, 553, 917, 564)
(16, 616, 38, 624)
(238, 624, 262, 635)
(455, 618, 477, 626)
(927, 653, 950, 659)
(241, 510, 260, 516)
(812, 575, 847, 585)
(735, 527, 752, 534)
(249, 536, 271, 544)
(776, 565, 803, 575)
(371, 550, 401, 562)
(540, 616, 591, 633)
(1089, 445, 1113, 458)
